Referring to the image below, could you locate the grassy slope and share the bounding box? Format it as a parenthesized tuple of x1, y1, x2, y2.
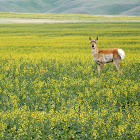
(0, 0, 139, 15)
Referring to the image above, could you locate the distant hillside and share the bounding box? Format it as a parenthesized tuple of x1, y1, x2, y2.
(0, 0, 139, 15)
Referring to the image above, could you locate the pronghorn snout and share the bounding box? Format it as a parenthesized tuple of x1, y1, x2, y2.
(92, 43, 96, 48)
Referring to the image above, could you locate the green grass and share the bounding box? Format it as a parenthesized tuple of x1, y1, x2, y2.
(0, 22, 139, 139)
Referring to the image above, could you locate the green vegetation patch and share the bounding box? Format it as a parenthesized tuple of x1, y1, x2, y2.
(0, 22, 139, 139)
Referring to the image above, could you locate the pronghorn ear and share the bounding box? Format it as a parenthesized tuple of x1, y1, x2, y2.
(89, 37, 92, 41)
(96, 37, 98, 41)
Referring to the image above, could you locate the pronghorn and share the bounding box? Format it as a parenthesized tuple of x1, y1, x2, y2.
(89, 37, 125, 75)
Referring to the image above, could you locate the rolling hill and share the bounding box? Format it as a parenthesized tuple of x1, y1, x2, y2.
(0, 0, 139, 15)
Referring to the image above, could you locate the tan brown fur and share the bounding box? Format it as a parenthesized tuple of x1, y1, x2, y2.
(99, 48, 119, 58)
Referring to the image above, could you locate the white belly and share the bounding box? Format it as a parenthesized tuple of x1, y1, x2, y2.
(103, 54, 113, 63)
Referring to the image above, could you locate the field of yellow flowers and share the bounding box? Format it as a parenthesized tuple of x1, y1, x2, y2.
(0, 22, 139, 139)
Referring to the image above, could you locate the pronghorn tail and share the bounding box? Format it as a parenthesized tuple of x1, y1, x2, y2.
(118, 49, 125, 60)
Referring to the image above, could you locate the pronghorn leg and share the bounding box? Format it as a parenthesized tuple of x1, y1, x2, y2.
(97, 64, 101, 75)
(100, 63, 104, 73)
(113, 58, 121, 74)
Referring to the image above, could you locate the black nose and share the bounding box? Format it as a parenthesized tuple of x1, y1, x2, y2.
(92, 46, 94, 48)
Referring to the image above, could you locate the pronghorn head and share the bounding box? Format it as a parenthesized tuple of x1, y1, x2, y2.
(89, 37, 98, 49)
